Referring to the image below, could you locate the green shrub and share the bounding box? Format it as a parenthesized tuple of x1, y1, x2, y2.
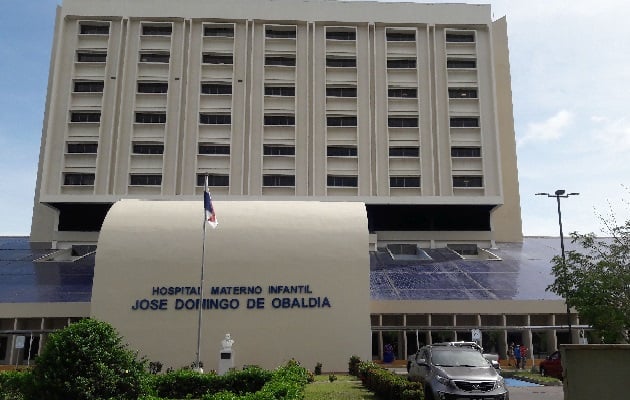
(357, 361, 423, 400)
(31, 319, 150, 400)
(0, 370, 35, 400)
(223, 366, 273, 394)
(201, 360, 309, 400)
(152, 368, 221, 398)
(314, 362, 322, 375)
(348, 355, 361, 376)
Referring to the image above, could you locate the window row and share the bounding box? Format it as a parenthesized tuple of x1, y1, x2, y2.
(75, 50, 431, 71)
(64, 173, 163, 186)
(71, 81, 427, 100)
(64, 142, 476, 159)
(62, 173, 480, 188)
(68, 111, 423, 127)
(78, 22, 474, 43)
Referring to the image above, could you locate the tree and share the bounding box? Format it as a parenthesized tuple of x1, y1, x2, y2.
(547, 216, 630, 343)
(32, 318, 150, 400)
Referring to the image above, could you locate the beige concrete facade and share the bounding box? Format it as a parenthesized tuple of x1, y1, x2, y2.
(91, 200, 371, 371)
(31, 0, 522, 248)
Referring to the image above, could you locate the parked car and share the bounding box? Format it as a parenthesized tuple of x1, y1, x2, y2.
(433, 341, 501, 370)
(539, 350, 563, 379)
(407, 345, 509, 400)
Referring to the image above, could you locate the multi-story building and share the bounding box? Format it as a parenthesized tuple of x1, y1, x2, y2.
(3, 0, 584, 370)
(31, 0, 522, 249)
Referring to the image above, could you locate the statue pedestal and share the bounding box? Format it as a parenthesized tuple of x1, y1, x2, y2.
(218, 349, 234, 375)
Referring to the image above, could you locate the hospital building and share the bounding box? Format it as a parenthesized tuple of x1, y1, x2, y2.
(0, 0, 583, 372)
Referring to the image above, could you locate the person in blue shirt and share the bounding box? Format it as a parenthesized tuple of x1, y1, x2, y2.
(514, 344, 522, 369)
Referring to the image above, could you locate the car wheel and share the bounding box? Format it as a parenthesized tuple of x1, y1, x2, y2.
(540, 366, 546, 376)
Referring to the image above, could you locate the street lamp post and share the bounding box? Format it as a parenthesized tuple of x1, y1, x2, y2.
(536, 190, 579, 344)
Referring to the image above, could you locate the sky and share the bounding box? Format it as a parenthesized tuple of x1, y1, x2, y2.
(1, 0, 629, 237)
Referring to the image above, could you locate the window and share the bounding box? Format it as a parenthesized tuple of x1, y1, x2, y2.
(264, 86, 295, 96)
(451, 147, 481, 157)
(326, 57, 356, 68)
(201, 83, 232, 94)
(142, 25, 172, 36)
(133, 143, 164, 154)
(264, 115, 295, 126)
(200, 114, 231, 124)
(137, 82, 168, 94)
(135, 112, 166, 124)
(263, 175, 295, 186)
(202, 53, 233, 65)
(139, 52, 170, 63)
(204, 26, 234, 37)
(265, 56, 296, 66)
(265, 28, 296, 39)
(387, 59, 416, 68)
(80, 24, 109, 35)
(447, 59, 476, 68)
(388, 117, 418, 127)
(326, 31, 356, 40)
(130, 174, 162, 186)
(327, 116, 357, 127)
(388, 88, 417, 98)
(64, 173, 95, 186)
(448, 88, 478, 98)
(264, 145, 295, 156)
(327, 175, 357, 187)
(326, 87, 357, 97)
(389, 147, 419, 157)
(327, 146, 357, 157)
(446, 32, 475, 43)
(70, 112, 101, 123)
(197, 174, 229, 186)
(77, 51, 107, 63)
(450, 117, 479, 128)
(74, 81, 104, 93)
(390, 176, 420, 188)
(386, 32, 415, 42)
(199, 144, 230, 155)
(452, 176, 483, 188)
(67, 143, 98, 154)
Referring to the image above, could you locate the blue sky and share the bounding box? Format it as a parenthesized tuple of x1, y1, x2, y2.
(1, 0, 629, 236)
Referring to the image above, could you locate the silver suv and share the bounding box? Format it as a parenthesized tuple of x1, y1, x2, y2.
(407, 345, 509, 400)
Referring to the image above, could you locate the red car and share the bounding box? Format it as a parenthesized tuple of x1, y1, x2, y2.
(539, 351, 563, 379)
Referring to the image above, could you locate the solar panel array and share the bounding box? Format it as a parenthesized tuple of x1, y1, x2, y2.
(0, 237, 567, 304)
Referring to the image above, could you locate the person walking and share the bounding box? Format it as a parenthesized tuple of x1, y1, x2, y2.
(507, 342, 514, 367)
(520, 345, 528, 369)
(514, 344, 522, 369)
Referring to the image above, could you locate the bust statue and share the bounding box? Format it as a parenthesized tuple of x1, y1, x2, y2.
(221, 333, 234, 351)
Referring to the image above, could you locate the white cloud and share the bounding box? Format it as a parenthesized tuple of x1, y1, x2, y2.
(591, 117, 630, 154)
(517, 110, 573, 147)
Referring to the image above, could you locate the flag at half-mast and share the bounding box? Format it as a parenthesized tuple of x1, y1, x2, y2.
(203, 175, 218, 229)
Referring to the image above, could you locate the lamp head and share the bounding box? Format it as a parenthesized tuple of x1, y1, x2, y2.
(555, 189, 566, 196)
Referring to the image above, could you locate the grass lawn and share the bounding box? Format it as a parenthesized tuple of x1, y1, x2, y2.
(304, 374, 382, 400)
(508, 371, 562, 385)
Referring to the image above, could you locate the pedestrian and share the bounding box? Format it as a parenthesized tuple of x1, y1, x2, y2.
(507, 342, 514, 367)
(514, 344, 521, 369)
(520, 345, 528, 369)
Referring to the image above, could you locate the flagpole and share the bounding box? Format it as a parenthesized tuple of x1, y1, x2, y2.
(195, 220, 206, 371)
(195, 178, 209, 372)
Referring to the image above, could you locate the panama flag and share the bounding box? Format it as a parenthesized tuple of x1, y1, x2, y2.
(203, 175, 218, 229)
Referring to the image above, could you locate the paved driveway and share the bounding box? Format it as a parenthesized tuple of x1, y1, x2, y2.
(508, 385, 564, 400)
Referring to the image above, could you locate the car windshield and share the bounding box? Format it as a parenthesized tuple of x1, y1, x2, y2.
(431, 350, 489, 367)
